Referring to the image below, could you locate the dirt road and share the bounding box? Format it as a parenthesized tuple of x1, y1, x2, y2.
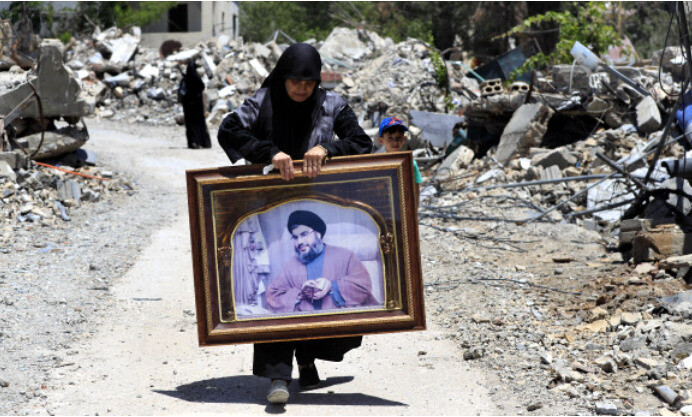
(42, 121, 500, 415)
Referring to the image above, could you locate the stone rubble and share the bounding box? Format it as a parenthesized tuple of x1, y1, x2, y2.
(1, 22, 692, 416)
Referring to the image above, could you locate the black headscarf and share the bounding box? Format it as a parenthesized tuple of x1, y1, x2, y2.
(181, 61, 205, 101)
(260, 43, 323, 159)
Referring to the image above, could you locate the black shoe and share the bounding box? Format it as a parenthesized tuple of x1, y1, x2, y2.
(298, 363, 320, 388)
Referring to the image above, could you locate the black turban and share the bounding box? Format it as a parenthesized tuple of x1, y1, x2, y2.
(287, 210, 326, 236)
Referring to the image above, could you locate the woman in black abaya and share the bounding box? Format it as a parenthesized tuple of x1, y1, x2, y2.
(179, 61, 211, 149)
(218, 43, 372, 404)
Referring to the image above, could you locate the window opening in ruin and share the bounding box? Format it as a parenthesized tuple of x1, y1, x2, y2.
(168, 4, 188, 32)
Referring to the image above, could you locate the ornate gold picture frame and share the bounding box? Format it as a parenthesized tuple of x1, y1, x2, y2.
(186, 153, 425, 346)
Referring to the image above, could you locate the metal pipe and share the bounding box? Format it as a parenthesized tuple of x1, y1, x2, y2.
(595, 152, 650, 192)
(566, 198, 636, 218)
(678, 2, 692, 84)
(644, 76, 688, 182)
(597, 64, 650, 97)
(448, 60, 486, 83)
(468, 175, 617, 192)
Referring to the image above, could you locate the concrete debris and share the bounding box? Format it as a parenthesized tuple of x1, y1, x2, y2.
(653, 385, 681, 406)
(0, 157, 132, 229)
(0, 40, 87, 120)
(3, 23, 692, 415)
(636, 96, 662, 133)
(496, 103, 554, 164)
(595, 402, 619, 416)
(659, 291, 692, 319)
(409, 110, 466, 147)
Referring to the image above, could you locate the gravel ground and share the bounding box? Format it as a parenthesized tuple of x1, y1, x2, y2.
(0, 120, 177, 415)
(1, 118, 689, 415)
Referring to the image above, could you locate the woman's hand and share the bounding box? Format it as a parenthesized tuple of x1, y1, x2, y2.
(272, 152, 295, 181)
(302, 146, 328, 178)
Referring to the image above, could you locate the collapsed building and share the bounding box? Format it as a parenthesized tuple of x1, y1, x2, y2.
(1, 18, 692, 416)
(3, 23, 692, 274)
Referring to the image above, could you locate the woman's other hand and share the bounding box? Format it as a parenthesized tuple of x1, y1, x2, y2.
(272, 151, 295, 181)
(302, 146, 328, 178)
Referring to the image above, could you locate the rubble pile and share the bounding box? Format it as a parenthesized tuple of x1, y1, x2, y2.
(421, 202, 692, 415)
(43, 26, 476, 133)
(413, 41, 692, 415)
(0, 158, 134, 242)
(2, 20, 692, 414)
(330, 37, 476, 128)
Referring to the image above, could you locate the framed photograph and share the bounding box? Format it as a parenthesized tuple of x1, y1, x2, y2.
(186, 152, 425, 346)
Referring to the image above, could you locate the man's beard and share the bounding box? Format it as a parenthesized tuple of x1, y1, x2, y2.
(296, 241, 325, 264)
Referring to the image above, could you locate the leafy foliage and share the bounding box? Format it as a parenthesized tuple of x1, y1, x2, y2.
(238, 1, 433, 44)
(504, 2, 625, 79)
(0, 2, 51, 31)
(238, 2, 333, 43)
(59, 31, 72, 44)
(112, 2, 178, 29)
(428, 33, 448, 90)
(620, 2, 676, 60)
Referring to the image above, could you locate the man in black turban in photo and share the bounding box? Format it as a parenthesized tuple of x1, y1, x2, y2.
(258, 210, 379, 403)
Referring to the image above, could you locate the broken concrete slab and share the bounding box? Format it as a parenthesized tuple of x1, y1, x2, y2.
(476, 169, 502, 184)
(660, 254, 692, 269)
(436, 145, 475, 179)
(108, 33, 140, 64)
(0, 40, 88, 120)
(636, 96, 662, 132)
(166, 49, 200, 62)
(634, 262, 657, 275)
(0, 151, 27, 170)
(249, 58, 269, 78)
(595, 402, 619, 416)
(659, 290, 692, 319)
(531, 147, 578, 170)
(496, 103, 554, 164)
(539, 165, 562, 181)
(57, 179, 82, 204)
(201, 52, 217, 78)
(14, 126, 89, 160)
(319, 27, 371, 60)
(138, 64, 160, 80)
(0, 160, 16, 181)
(409, 110, 466, 147)
(632, 223, 692, 263)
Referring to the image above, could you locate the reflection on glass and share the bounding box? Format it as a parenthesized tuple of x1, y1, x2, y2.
(231, 200, 385, 319)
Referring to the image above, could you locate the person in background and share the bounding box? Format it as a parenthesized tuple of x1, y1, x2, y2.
(179, 61, 211, 149)
(378, 117, 422, 208)
(217, 42, 372, 405)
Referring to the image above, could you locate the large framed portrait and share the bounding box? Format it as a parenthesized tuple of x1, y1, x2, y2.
(186, 152, 425, 346)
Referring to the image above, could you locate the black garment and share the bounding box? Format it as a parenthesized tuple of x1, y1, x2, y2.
(218, 98, 372, 163)
(253, 337, 362, 381)
(217, 43, 371, 382)
(180, 61, 211, 149)
(263, 42, 322, 159)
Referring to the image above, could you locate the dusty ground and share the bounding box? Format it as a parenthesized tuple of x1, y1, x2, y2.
(0, 117, 688, 416)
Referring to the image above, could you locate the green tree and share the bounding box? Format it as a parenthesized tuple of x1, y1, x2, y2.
(113, 2, 178, 29)
(239, 2, 327, 43)
(238, 1, 434, 44)
(503, 2, 625, 78)
(620, 2, 676, 60)
(0, 2, 53, 33)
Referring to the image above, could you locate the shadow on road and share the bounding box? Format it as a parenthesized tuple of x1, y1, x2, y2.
(155, 375, 407, 407)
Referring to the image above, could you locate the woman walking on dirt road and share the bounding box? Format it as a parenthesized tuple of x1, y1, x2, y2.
(217, 42, 372, 405)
